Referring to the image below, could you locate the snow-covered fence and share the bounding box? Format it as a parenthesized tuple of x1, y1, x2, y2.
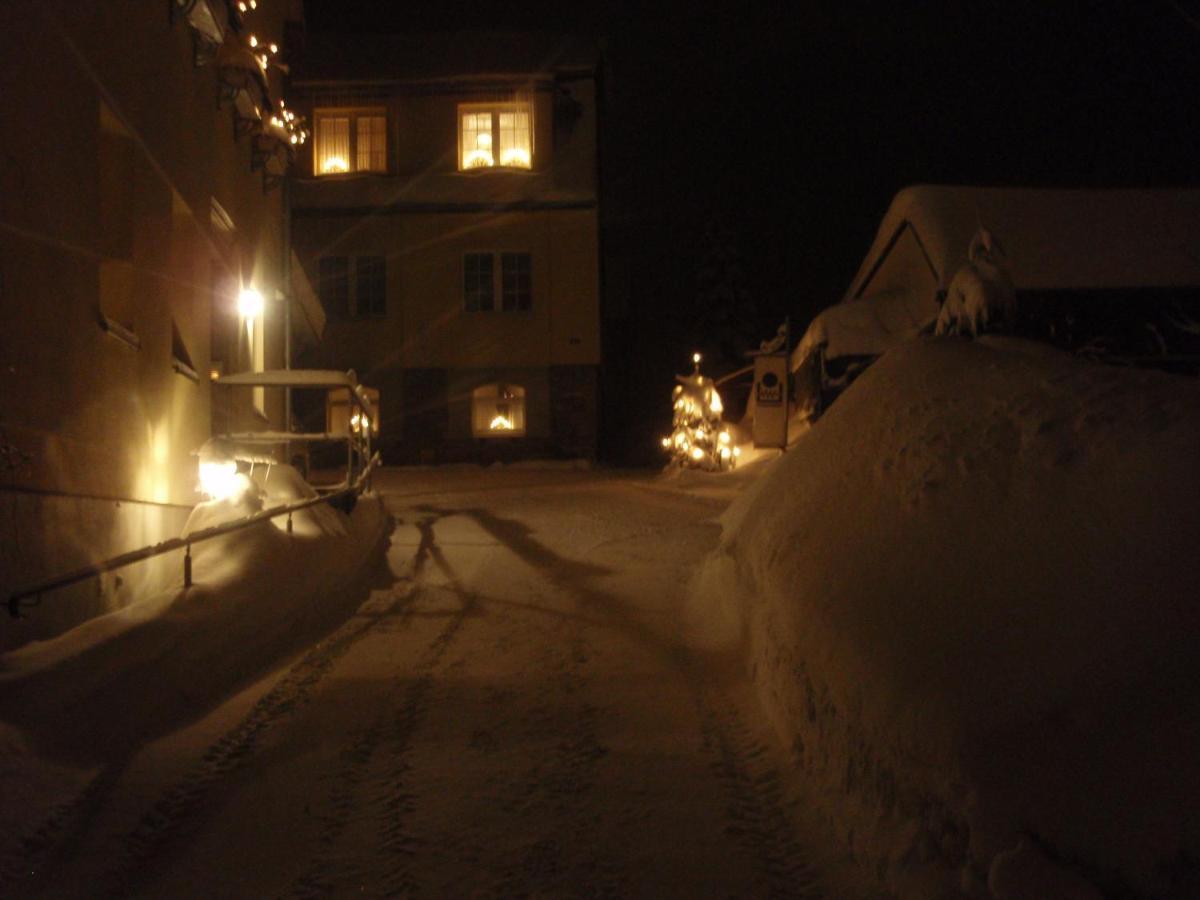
(7, 452, 380, 619)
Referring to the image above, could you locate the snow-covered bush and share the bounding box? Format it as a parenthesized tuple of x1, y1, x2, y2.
(935, 228, 1017, 338)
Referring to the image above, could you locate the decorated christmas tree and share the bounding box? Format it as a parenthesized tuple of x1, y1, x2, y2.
(661, 353, 739, 470)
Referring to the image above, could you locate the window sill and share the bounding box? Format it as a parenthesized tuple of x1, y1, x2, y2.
(455, 166, 535, 175)
(309, 170, 390, 180)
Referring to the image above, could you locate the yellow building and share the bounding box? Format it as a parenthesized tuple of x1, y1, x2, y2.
(289, 33, 602, 463)
(0, 1, 318, 644)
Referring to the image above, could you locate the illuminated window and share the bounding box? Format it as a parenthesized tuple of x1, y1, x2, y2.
(458, 102, 532, 170)
(314, 109, 386, 175)
(463, 252, 532, 312)
(472, 383, 526, 437)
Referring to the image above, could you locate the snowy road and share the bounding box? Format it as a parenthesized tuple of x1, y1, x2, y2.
(6, 467, 837, 898)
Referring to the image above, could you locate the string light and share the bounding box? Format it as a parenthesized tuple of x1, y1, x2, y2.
(661, 352, 738, 471)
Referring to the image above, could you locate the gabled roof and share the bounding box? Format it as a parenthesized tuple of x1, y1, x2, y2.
(292, 32, 599, 86)
(846, 185, 1200, 302)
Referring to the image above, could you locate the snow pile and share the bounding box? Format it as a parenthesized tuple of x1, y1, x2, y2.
(0, 465, 387, 763)
(695, 337, 1200, 898)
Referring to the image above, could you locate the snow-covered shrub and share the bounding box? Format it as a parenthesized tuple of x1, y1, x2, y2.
(935, 228, 1017, 338)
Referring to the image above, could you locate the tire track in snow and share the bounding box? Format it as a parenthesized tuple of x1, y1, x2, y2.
(289, 512, 480, 897)
(94, 577, 420, 899)
(695, 679, 824, 899)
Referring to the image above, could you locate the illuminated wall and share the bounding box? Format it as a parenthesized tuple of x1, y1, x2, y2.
(0, 2, 298, 646)
(289, 38, 601, 462)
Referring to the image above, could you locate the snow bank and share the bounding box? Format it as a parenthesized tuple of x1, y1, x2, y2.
(0, 466, 388, 763)
(697, 337, 1200, 898)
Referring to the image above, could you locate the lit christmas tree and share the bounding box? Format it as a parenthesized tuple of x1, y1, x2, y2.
(661, 353, 740, 470)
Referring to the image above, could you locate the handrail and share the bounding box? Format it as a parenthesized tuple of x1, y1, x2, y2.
(7, 452, 380, 619)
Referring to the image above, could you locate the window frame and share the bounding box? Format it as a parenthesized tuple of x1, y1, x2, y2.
(318, 255, 387, 319)
(471, 383, 527, 438)
(313, 106, 388, 176)
(462, 251, 532, 313)
(457, 101, 534, 172)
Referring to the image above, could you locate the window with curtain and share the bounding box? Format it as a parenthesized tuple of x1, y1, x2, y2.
(471, 383, 526, 437)
(458, 102, 533, 171)
(315, 108, 387, 175)
(356, 116, 386, 172)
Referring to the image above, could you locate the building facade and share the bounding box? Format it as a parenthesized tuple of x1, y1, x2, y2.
(289, 33, 602, 463)
(0, 0, 316, 644)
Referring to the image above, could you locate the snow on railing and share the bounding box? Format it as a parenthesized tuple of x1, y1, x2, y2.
(6, 453, 380, 620)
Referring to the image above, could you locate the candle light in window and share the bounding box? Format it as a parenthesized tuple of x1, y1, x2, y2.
(500, 148, 531, 167)
(322, 156, 349, 173)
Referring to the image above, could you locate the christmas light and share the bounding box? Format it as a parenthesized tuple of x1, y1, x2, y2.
(661, 353, 737, 471)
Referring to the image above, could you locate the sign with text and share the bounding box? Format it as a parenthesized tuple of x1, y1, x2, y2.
(752, 354, 789, 448)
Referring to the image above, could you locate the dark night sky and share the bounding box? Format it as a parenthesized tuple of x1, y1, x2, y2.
(303, 0, 1200, 457)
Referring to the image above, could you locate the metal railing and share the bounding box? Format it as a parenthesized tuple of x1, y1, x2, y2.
(7, 452, 380, 619)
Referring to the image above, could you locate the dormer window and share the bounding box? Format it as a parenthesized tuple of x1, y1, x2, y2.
(314, 108, 387, 175)
(458, 102, 532, 171)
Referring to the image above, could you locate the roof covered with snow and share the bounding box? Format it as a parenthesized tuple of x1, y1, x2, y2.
(846, 184, 1200, 301)
(794, 185, 1200, 365)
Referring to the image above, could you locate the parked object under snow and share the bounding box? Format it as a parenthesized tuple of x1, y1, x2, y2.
(696, 336, 1200, 899)
(792, 185, 1200, 419)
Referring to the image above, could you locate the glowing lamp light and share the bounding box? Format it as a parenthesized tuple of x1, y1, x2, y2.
(476, 132, 493, 149)
(693, 352, 701, 365)
(719, 431, 731, 444)
(691, 447, 705, 461)
(661, 437, 671, 448)
(198, 459, 239, 501)
(321, 155, 349, 173)
(237, 287, 264, 319)
(489, 414, 515, 431)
